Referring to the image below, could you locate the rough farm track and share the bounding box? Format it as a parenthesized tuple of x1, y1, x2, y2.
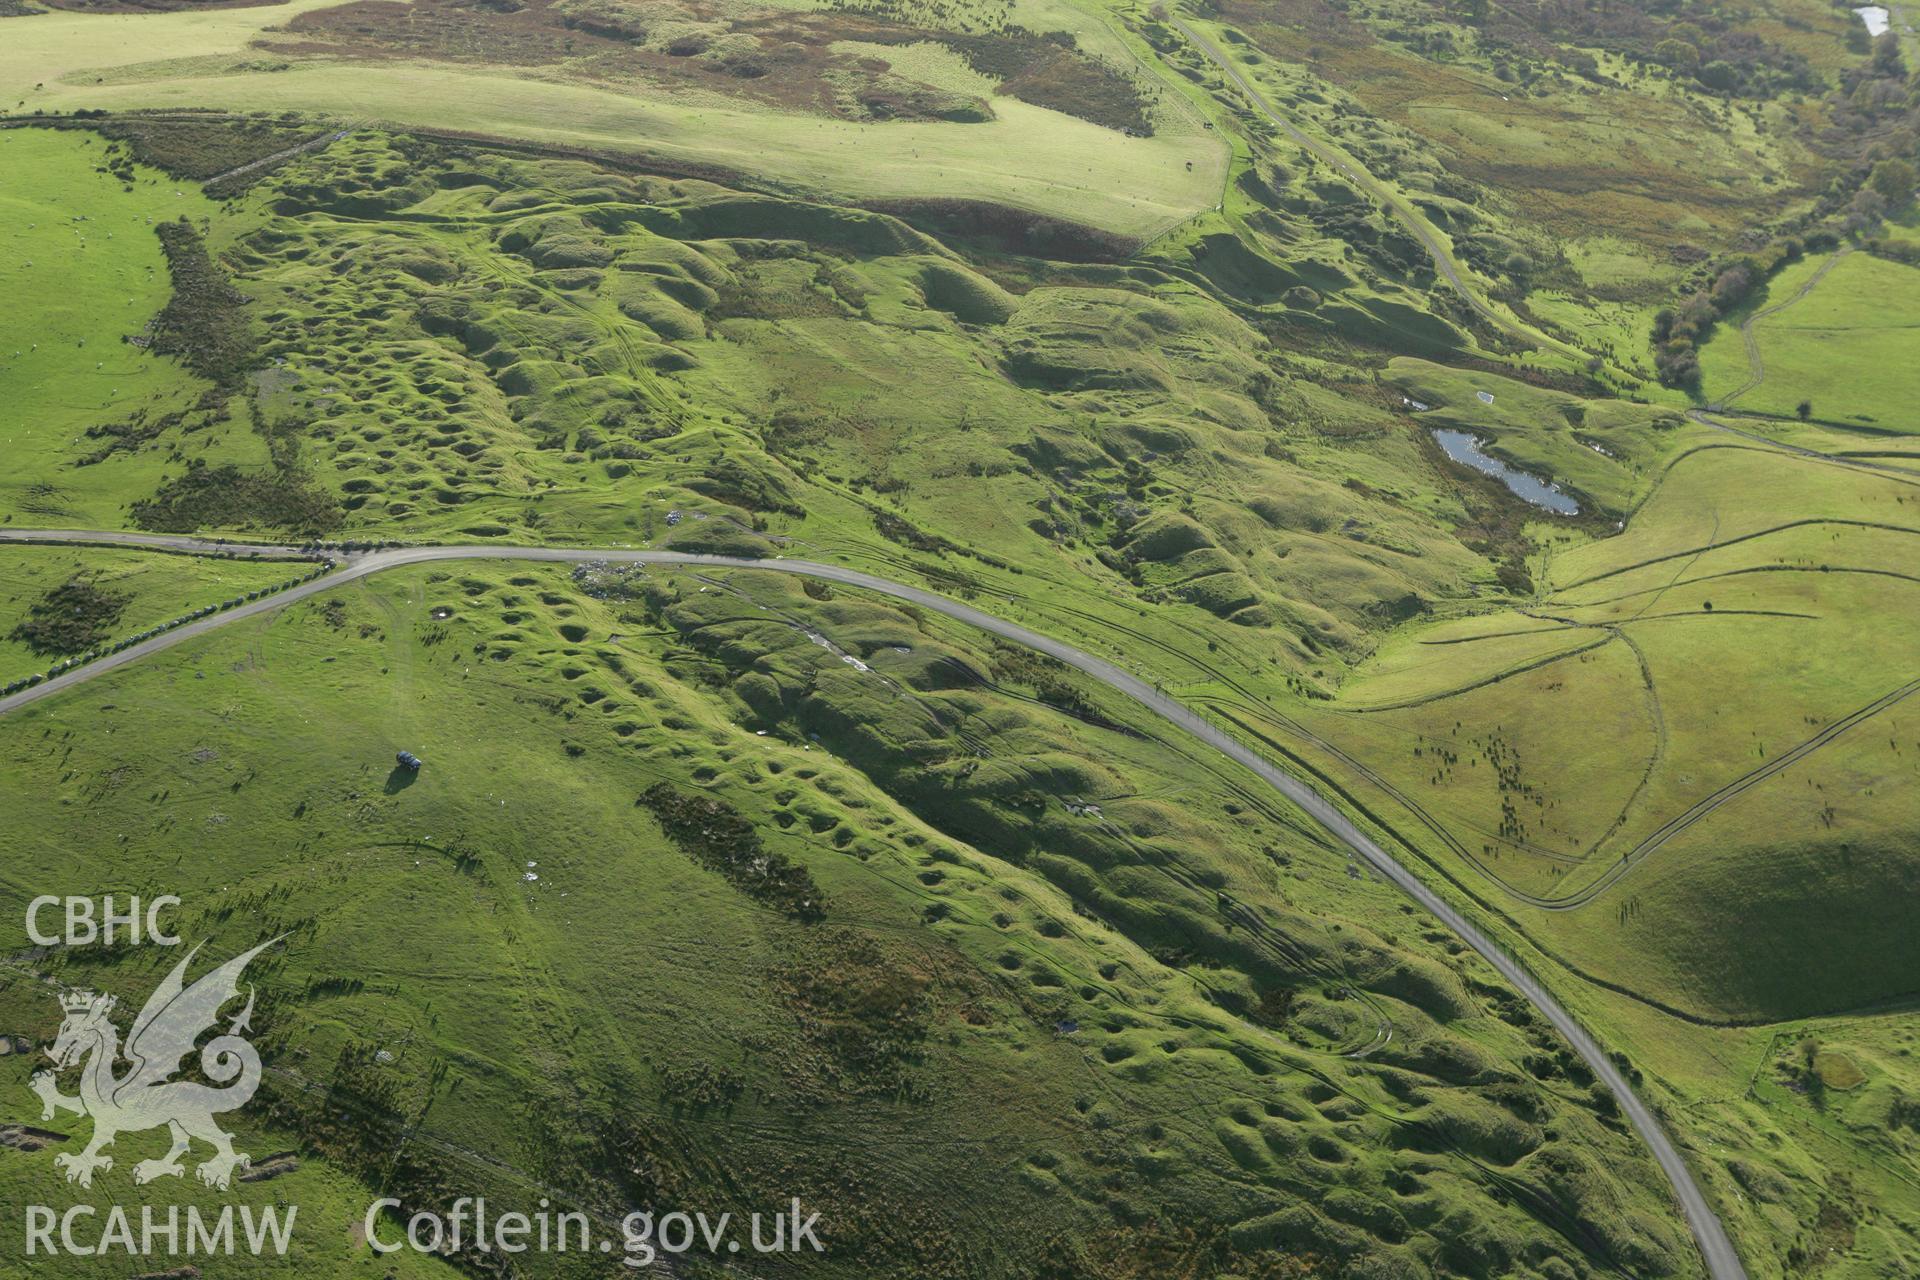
(204, 124, 362, 189)
(1687, 410, 1920, 480)
(0, 527, 1749, 1280)
(1709, 247, 1852, 409)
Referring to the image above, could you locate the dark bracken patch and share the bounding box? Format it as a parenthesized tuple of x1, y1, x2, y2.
(148, 218, 257, 393)
(8, 577, 132, 656)
(131, 462, 341, 534)
(772, 928, 935, 1098)
(638, 782, 824, 918)
(96, 116, 313, 182)
(865, 26, 1153, 134)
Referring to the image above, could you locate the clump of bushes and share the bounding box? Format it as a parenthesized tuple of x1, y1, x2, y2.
(1650, 238, 1806, 389)
(1651, 31, 1920, 389)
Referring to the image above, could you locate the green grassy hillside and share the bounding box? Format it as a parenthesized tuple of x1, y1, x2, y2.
(0, 562, 1703, 1278)
(1700, 250, 1920, 430)
(1, 0, 1918, 1268)
(0, 543, 308, 683)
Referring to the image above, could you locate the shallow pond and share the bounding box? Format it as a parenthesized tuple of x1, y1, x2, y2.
(1432, 429, 1579, 515)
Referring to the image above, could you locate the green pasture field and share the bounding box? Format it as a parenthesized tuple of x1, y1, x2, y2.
(0, 544, 306, 683)
(0, 1126, 460, 1280)
(1304, 429, 1920, 993)
(1700, 252, 1920, 431)
(1695, 250, 1831, 406)
(0, 129, 264, 527)
(1266, 425, 1920, 1274)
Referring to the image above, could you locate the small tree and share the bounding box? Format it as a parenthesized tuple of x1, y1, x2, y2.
(1870, 158, 1917, 207)
(1844, 188, 1888, 238)
(1655, 38, 1701, 71)
(1796, 399, 1813, 421)
(1871, 30, 1906, 78)
(1711, 264, 1754, 310)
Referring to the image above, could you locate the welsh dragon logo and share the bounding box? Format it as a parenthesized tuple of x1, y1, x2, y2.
(29, 939, 278, 1191)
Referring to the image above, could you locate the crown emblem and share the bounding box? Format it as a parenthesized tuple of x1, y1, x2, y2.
(60, 990, 100, 1013)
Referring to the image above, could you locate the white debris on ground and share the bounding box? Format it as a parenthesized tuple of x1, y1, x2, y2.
(570, 561, 648, 601)
(807, 630, 868, 672)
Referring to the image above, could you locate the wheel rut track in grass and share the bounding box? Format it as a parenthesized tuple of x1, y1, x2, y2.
(1687, 411, 1920, 483)
(1536, 674, 1920, 911)
(1708, 248, 1851, 411)
(1600, 629, 1667, 857)
(0, 527, 1750, 1280)
(1559, 516, 1920, 593)
(1330, 631, 1615, 714)
(1561, 562, 1920, 609)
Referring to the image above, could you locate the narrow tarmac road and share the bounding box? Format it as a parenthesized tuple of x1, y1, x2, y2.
(0, 529, 1748, 1280)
